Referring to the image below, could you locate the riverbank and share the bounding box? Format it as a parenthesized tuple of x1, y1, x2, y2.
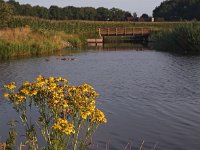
(150, 23, 200, 54)
(0, 26, 84, 59)
(1, 16, 200, 59)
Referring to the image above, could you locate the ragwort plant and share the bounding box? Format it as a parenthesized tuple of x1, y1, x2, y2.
(4, 75, 107, 150)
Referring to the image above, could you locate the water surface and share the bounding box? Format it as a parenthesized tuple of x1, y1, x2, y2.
(0, 48, 200, 150)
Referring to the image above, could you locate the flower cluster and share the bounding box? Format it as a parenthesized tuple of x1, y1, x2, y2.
(91, 109, 107, 124)
(52, 118, 75, 135)
(4, 82, 16, 90)
(67, 84, 98, 120)
(4, 75, 107, 149)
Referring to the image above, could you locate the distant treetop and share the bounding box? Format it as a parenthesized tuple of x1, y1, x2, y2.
(3, 0, 134, 21)
(153, 0, 200, 21)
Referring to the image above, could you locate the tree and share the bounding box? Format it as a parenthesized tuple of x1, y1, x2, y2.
(7, 0, 20, 15)
(97, 7, 110, 21)
(0, 0, 13, 28)
(140, 13, 150, 21)
(153, 0, 200, 21)
(49, 5, 63, 20)
(33, 6, 49, 19)
(133, 12, 137, 18)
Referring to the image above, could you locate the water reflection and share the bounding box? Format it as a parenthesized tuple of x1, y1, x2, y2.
(87, 42, 149, 51)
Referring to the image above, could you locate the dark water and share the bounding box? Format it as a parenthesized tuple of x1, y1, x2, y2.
(0, 48, 200, 150)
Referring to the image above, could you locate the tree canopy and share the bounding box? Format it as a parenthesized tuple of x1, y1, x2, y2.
(3, 0, 133, 21)
(153, 0, 200, 21)
(0, 0, 13, 28)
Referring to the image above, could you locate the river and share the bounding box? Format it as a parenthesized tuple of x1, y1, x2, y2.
(0, 47, 200, 150)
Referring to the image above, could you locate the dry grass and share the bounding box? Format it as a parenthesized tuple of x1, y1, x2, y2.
(0, 26, 83, 59)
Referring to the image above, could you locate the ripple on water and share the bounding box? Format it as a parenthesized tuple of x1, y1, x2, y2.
(0, 50, 200, 150)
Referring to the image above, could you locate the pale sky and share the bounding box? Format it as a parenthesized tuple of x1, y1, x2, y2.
(15, 0, 164, 16)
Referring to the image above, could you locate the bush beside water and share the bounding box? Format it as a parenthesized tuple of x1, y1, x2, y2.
(150, 23, 200, 54)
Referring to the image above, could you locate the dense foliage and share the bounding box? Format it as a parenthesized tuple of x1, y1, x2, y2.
(153, 0, 200, 21)
(5, 0, 132, 21)
(151, 23, 200, 54)
(0, 0, 13, 28)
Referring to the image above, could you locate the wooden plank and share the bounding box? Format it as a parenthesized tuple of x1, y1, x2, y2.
(87, 39, 103, 43)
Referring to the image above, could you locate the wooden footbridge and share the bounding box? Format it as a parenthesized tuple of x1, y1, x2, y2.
(87, 27, 152, 45)
(98, 27, 152, 37)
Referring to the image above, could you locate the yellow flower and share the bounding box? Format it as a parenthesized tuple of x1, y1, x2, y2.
(36, 75, 44, 82)
(4, 93, 9, 98)
(91, 109, 107, 124)
(31, 90, 38, 96)
(10, 93, 26, 104)
(22, 81, 31, 86)
(52, 118, 75, 135)
(80, 111, 91, 119)
(4, 82, 16, 90)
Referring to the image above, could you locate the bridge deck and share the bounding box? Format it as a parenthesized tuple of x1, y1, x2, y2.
(98, 27, 152, 37)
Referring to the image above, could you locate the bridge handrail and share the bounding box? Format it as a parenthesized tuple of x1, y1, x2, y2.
(98, 27, 152, 37)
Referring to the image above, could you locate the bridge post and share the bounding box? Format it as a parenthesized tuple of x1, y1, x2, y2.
(132, 28, 134, 36)
(98, 28, 101, 37)
(116, 28, 117, 36)
(107, 28, 110, 36)
(142, 28, 143, 35)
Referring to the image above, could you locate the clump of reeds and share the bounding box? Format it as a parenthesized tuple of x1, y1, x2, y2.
(0, 26, 83, 59)
(150, 23, 200, 54)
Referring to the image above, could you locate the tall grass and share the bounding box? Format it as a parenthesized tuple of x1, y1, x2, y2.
(0, 26, 82, 59)
(2, 16, 200, 59)
(150, 23, 200, 54)
(9, 16, 197, 35)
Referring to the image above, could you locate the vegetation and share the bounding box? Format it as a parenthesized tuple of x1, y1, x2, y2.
(153, 0, 200, 21)
(9, 16, 194, 33)
(4, 75, 107, 149)
(1, 15, 200, 59)
(0, 0, 13, 28)
(150, 23, 200, 54)
(0, 26, 83, 59)
(1, 0, 200, 58)
(4, 0, 133, 21)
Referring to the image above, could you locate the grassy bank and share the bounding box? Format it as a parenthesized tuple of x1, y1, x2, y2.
(0, 26, 83, 59)
(150, 23, 200, 54)
(1, 16, 200, 59)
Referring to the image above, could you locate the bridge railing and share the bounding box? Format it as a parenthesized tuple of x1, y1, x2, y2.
(98, 27, 152, 36)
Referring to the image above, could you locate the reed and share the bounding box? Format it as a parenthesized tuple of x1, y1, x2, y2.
(0, 26, 83, 59)
(9, 16, 198, 35)
(150, 23, 200, 54)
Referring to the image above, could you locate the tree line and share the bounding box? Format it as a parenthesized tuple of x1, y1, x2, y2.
(153, 0, 200, 21)
(2, 0, 135, 21)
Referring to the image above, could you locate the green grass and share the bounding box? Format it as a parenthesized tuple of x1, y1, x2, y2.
(9, 16, 199, 35)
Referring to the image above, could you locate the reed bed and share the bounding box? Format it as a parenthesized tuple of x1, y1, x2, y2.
(0, 26, 82, 59)
(150, 23, 200, 54)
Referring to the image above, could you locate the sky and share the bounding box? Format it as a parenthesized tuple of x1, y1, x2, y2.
(15, 0, 164, 16)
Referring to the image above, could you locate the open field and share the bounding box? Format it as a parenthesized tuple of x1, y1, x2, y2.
(9, 16, 199, 35)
